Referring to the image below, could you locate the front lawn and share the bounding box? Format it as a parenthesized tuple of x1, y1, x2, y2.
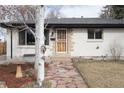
(74, 60, 124, 88)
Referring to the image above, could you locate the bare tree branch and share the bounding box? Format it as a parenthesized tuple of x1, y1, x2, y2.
(1, 6, 36, 37)
(15, 6, 35, 36)
(44, 19, 48, 29)
(26, 9, 35, 21)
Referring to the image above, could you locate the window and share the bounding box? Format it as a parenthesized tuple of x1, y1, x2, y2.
(19, 30, 35, 45)
(27, 30, 35, 45)
(19, 30, 25, 45)
(88, 28, 103, 39)
(19, 29, 49, 45)
(44, 30, 49, 45)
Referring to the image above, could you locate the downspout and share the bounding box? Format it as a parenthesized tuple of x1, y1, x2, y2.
(10, 29, 13, 59)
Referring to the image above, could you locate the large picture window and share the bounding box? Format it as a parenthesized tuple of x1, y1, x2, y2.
(88, 28, 103, 39)
(19, 29, 49, 45)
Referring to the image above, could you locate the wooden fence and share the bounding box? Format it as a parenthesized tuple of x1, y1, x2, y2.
(0, 42, 6, 55)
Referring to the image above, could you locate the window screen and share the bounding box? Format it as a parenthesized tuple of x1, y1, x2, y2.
(44, 30, 49, 45)
(88, 28, 102, 39)
(27, 30, 35, 45)
(19, 31, 25, 45)
(88, 29, 94, 39)
(19, 29, 49, 45)
(95, 30, 102, 39)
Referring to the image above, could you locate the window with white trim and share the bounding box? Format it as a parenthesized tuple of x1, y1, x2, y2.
(88, 28, 103, 39)
(19, 29, 49, 45)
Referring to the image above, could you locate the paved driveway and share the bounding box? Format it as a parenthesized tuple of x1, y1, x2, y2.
(45, 60, 87, 88)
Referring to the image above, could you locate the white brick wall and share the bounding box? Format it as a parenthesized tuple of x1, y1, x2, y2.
(6, 29, 53, 59)
(71, 28, 124, 57)
(6, 28, 124, 59)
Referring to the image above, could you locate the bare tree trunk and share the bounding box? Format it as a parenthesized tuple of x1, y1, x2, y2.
(35, 5, 45, 87)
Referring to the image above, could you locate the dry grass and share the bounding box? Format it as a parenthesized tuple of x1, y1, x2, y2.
(21, 80, 52, 88)
(74, 60, 124, 88)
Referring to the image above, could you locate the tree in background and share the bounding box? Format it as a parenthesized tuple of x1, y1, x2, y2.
(45, 5, 64, 18)
(100, 5, 124, 19)
(46, 9, 65, 18)
(100, 6, 112, 18)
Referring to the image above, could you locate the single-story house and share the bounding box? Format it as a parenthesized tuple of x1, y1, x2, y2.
(1, 18, 124, 61)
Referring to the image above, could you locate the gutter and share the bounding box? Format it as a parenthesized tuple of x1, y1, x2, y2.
(10, 29, 12, 59)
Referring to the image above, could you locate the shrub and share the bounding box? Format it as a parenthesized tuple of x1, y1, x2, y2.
(109, 40, 123, 61)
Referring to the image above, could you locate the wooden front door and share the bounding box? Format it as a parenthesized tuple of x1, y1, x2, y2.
(56, 29, 67, 53)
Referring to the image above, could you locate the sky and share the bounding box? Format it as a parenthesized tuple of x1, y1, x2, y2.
(46, 5, 105, 18)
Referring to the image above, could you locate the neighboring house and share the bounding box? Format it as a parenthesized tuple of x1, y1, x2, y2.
(1, 18, 124, 60)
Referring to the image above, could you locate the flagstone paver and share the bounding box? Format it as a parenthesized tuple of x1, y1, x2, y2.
(45, 61, 88, 88)
(0, 80, 7, 88)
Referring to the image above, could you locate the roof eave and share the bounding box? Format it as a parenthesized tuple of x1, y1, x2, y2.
(0, 23, 124, 29)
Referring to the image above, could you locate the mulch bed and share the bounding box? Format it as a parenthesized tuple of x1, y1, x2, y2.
(0, 63, 35, 88)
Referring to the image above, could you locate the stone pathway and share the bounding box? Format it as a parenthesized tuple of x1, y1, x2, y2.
(45, 61, 88, 88)
(0, 80, 7, 88)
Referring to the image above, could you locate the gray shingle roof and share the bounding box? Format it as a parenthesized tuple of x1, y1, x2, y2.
(2, 18, 124, 25)
(1, 18, 124, 28)
(46, 18, 124, 25)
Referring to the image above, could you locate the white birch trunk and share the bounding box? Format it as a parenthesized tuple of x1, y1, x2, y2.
(35, 5, 45, 87)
